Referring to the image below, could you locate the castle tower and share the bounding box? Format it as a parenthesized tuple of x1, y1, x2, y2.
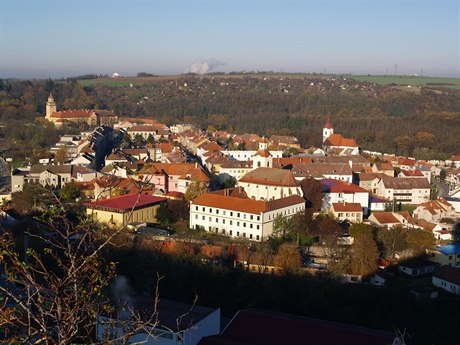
(46, 93, 57, 120)
(323, 116, 334, 142)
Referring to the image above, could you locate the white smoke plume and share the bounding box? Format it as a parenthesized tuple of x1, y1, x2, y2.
(186, 59, 226, 74)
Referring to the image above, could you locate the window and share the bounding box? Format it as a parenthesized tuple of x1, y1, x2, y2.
(237, 221, 240, 226)
(202, 216, 205, 220)
(195, 215, 198, 219)
(195, 206, 198, 211)
(243, 233, 246, 238)
(243, 223, 246, 227)
(250, 215, 253, 220)
(250, 224, 253, 229)
(230, 230, 233, 236)
(256, 235, 260, 241)
(237, 213, 240, 217)
(202, 207, 205, 211)
(249, 234, 253, 239)
(230, 212, 233, 216)
(216, 210, 219, 214)
(210, 208, 212, 213)
(209, 217, 211, 221)
(237, 231, 240, 236)
(257, 216, 260, 221)
(223, 219, 225, 224)
(216, 218, 219, 223)
(230, 220, 233, 225)
(256, 225, 260, 229)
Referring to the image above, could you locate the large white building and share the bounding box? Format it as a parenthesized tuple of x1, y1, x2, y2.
(238, 167, 302, 201)
(376, 177, 430, 205)
(190, 189, 305, 241)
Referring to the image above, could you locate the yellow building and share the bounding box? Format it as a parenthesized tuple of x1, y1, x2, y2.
(86, 193, 166, 227)
(45, 94, 118, 127)
(429, 244, 460, 268)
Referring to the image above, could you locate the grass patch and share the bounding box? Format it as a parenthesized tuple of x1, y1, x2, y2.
(350, 75, 460, 90)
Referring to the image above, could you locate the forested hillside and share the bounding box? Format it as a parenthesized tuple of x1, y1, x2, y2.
(0, 75, 459, 160)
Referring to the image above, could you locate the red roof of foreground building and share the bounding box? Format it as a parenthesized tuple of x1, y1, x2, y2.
(199, 309, 397, 345)
(332, 202, 363, 212)
(86, 194, 166, 211)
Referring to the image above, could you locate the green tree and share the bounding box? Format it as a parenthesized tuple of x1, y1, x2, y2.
(406, 228, 435, 254)
(348, 223, 373, 239)
(377, 226, 407, 259)
(133, 134, 146, 148)
(59, 182, 82, 201)
(349, 235, 379, 276)
(184, 181, 208, 202)
(54, 147, 69, 165)
(147, 133, 155, 144)
(156, 202, 172, 226)
(0, 204, 160, 344)
(274, 243, 301, 273)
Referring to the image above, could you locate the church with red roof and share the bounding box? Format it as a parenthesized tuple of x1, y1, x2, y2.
(322, 117, 359, 155)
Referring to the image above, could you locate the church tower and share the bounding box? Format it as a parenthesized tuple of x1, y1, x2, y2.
(323, 116, 334, 142)
(46, 93, 57, 120)
(253, 139, 272, 169)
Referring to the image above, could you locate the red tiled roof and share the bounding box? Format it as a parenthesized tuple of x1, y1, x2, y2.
(324, 117, 333, 129)
(200, 309, 397, 345)
(332, 203, 362, 212)
(86, 194, 166, 211)
(51, 110, 93, 119)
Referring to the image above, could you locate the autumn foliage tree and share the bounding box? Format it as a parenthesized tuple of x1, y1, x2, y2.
(0, 195, 160, 344)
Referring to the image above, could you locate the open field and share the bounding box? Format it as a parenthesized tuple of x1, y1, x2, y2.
(350, 75, 460, 90)
(78, 73, 460, 90)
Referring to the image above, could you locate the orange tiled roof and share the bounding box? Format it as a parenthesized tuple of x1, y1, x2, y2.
(371, 212, 401, 224)
(191, 192, 304, 215)
(324, 134, 358, 148)
(332, 203, 362, 212)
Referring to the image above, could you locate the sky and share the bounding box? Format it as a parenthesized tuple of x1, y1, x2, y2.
(1, 0, 459, 78)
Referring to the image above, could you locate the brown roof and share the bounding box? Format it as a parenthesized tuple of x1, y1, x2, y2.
(371, 212, 401, 224)
(191, 192, 304, 215)
(272, 156, 313, 168)
(29, 164, 73, 175)
(253, 149, 272, 158)
(292, 163, 352, 178)
(381, 177, 430, 189)
(332, 203, 363, 212)
(321, 179, 368, 194)
(375, 162, 394, 171)
(199, 142, 224, 151)
(220, 160, 253, 169)
(433, 265, 460, 285)
(239, 168, 299, 187)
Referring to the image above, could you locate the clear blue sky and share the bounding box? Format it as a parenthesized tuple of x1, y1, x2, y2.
(1, 0, 459, 78)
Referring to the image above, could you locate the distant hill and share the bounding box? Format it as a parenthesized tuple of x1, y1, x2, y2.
(0, 74, 459, 160)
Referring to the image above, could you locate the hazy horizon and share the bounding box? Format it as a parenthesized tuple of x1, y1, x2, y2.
(1, 0, 459, 79)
